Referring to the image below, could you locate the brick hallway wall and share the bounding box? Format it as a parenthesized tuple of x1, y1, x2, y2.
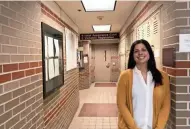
(90, 44, 95, 83)
(0, 1, 80, 129)
(41, 3, 79, 129)
(79, 41, 90, 90)
(161, 1, 190, 129)
(110, 44, 120, 82)
(79, 63, 90, 90)
(0, 1, 43, 129)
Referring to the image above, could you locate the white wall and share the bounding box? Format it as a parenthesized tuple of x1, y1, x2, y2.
(120, 1, 148, 36)
(119, 1, 167, 70)
(42, 1, 79, 33)
(118, 36, 127, 71)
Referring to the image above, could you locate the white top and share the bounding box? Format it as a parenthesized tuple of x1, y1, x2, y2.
(132, 66, 154, 129)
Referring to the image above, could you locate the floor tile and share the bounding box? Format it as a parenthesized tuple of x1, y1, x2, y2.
(94, 83, 116, 87)
(68, 83, 118, 129)
(78, 103, 118, 117)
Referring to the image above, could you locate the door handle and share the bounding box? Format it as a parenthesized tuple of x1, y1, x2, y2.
(106, 63, 110, 68)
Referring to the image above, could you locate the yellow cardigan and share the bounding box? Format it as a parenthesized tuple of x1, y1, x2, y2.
(117, 69, 170, 129)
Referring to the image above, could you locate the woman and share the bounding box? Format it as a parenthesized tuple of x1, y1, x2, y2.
(117, 39, 170, 129)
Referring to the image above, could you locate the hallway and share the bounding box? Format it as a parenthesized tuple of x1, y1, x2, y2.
(0, 1, 190, 129)
(69, 83, 118, 129)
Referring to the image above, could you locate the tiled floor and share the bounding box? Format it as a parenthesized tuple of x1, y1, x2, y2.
(78, 103, 118, 117)
(94, 83, 116, 87)
(69, 82, 118, 129)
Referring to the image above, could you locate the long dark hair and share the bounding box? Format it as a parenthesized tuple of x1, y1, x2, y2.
(128, 39, 163, 86)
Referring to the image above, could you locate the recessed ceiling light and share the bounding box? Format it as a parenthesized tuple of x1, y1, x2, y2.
(81, 0, 116, 12)
(92, 25, 111, 32)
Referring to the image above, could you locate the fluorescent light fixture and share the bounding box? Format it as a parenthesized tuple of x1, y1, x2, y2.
(93, 25, 111, 32)
(81, 0, 116, 12)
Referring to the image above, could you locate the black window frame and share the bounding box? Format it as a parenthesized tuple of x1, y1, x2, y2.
(41, 22, 64, 99)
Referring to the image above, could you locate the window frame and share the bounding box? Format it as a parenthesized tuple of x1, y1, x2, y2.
(41, 22, 64, 99)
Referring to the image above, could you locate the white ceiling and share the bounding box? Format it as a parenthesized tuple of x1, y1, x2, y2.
(56, 1, 138, 34)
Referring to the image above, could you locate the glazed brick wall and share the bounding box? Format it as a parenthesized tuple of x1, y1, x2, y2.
(0, 1, 43, 129)
(0, 1, 80, 129)
(90, 45, 95, 83)
(41, 2, 79, 129)
(161, 1, 190, 129)
(111, 55, 120, 82)
(79, 63, 90, 90)
(110, 44, 120, 82)
(78, 41, 91, 90)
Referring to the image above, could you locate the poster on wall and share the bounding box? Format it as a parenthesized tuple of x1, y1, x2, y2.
(84, 56, 88, 63)
(48, 58, 55, 79)
(65, 28, 78, 71)
(48, 37, 54, 57)
(54, 39, 59, 56)
(179, 34, 190, 52)
(45, 36, 48, 57)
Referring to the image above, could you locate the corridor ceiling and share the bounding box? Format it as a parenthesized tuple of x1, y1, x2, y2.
(56, 1, 138, 34)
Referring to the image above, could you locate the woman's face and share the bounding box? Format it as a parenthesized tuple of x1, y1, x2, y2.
(133, 43, 150, 65)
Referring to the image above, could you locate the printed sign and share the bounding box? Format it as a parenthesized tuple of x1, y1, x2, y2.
(80, 33, 119, 40)
(179, 34, 190, 52)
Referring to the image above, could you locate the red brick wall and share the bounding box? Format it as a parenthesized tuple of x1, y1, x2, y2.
(110, 44, 120, 82)
(79, 41, 91, 90)
(79, 63, 90, 90)
(161, 2, 190, 129)
(90, 44, 95, 83)
(111, 55, 120, 81)
(0, 1, 79, 129)
(41, 3, 79, 129)
(0, 1, 43, 129)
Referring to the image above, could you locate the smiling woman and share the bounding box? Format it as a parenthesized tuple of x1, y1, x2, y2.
(117, 39, 170, 129)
